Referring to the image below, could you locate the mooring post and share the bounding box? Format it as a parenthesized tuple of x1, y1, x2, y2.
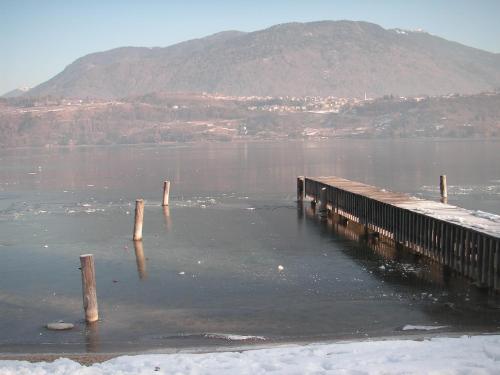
(440, 175, 448, 203)
(80, 254, 98, 323)
(162, 180, 171, 206)
(297, 176, 305, 201)
(133, 199, 144, 241)
(319, 187, 327, 219)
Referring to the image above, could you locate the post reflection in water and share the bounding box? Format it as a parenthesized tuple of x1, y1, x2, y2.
(134, 240, 147, 280)
(296, 201, 304, 220)
(162, 206, 172, 232)
(84, 321, 99, 353)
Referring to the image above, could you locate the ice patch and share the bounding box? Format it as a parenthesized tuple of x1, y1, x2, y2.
(402, 325, 448, 331)
(203, 333, 266, 341)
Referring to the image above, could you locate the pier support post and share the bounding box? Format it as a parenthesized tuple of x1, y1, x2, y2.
(133, 199, 144, 241)
(80, 254, 98, 323)
(297, 177, 304, 201)
(162, 181, 171, 206)
(440, 175, 448, 203)
(319, 187, 327, 219)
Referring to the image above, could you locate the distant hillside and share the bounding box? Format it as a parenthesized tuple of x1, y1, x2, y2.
(2, 87, 31, 98)
(1, 92, 498, 147)
(27, 21, 500, 99)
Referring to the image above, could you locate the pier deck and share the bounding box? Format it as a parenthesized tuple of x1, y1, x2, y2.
(299, 176, 500, 291)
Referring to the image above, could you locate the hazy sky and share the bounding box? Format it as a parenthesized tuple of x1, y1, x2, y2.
(1, 0, 499, 94)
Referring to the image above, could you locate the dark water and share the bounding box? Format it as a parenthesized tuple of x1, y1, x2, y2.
(0, 140, 499, 353)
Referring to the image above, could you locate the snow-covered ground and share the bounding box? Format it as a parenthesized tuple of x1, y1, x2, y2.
(1, 335, 500, 374)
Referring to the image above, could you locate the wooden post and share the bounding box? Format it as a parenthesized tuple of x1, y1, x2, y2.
(297, 176, 305, 201)
(133, 199, 144, 241)
(319, 187, 327, 218)
(494, 239, 499, 291)
(162, 181, 171, 206)
(80, 254, 98, 323)
(440, 175, 448, 203)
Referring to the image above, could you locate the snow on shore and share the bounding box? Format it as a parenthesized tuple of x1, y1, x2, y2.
(1, 335, 500, 374)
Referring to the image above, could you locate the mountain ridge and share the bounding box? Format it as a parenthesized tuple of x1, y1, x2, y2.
(25, 20, 500, 99)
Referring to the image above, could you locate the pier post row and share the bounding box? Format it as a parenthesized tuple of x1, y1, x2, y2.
(300, 176, 500, 291)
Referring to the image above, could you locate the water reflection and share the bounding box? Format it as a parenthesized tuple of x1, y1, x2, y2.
(133, 240, 147, 280)
(301, 204, 494, 298)
(84, 321, 99, 353)
(162, 206, 172, 232)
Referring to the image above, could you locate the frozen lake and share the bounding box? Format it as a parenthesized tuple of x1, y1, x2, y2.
(0, 139, 499, 353)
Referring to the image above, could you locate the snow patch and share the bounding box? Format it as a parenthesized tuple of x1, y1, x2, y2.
(472, 210, 500, 223)
(1, 335, 499, 374)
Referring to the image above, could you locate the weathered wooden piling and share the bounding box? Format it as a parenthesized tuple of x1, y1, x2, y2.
(162, 180, 171, 206)
(319, 187, 327, 218)
(80, 254, 98, 323)
(297, 176, 305, 201)
(133, 199, 144, 241)
(302, 176, 500, 291)
(440, 175, 448, 203)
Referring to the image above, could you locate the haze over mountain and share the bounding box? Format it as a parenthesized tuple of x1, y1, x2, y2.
(2, 87, 31, 98)
(24, 20, 500, 99)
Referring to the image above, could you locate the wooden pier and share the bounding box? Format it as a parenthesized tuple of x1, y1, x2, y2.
(298, 176, 500, 291)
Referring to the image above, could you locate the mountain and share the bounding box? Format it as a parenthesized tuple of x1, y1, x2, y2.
(27, 21, 500, 99)
(2, 87, 31, 98)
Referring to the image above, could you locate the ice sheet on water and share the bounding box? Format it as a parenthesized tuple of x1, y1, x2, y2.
(420, 184, 500, 196)
(175, 196, 218, 208)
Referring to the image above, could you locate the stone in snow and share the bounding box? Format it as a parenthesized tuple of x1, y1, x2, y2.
(46, 322, 74, 331)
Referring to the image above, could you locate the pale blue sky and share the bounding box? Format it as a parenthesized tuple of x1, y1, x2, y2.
(1, 0, 499, 94)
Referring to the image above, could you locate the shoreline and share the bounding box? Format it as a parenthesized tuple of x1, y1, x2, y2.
(1, 330, 498, 364)
(1, 136, 500, 152)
